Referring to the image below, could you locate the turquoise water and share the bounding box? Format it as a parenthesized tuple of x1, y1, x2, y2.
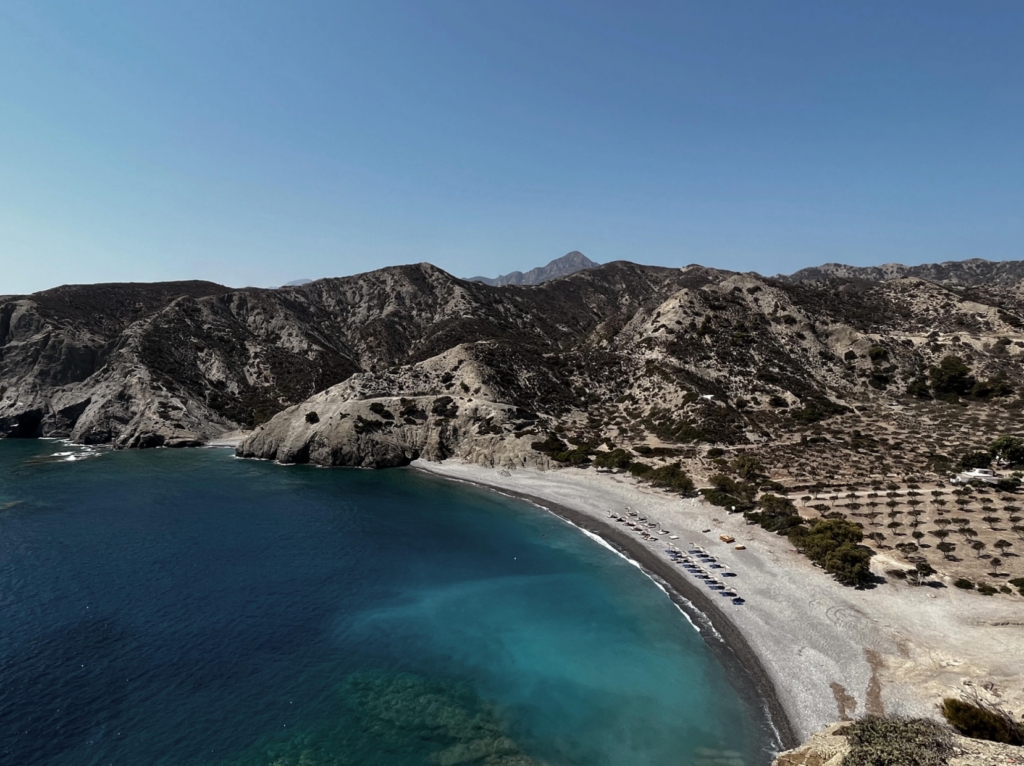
(0, 440, 777, 765)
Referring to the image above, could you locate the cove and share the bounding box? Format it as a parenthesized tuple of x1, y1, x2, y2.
(0, 441, 777, 765)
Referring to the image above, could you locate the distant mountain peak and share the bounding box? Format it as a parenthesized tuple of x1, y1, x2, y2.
(467, 251, 598, 286)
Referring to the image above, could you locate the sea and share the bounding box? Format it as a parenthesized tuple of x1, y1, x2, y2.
(0, 440, 778, 766)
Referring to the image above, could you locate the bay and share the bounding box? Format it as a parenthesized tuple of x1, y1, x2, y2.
(0, 441, 776, 765)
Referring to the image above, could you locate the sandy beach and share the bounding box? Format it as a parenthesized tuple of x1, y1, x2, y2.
(206, 430, 252, 448)
(412, 459, 1024, 745)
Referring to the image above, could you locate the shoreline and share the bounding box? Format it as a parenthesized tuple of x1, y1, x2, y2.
(12, 437, 1023, 750)
(412, 462, 799, 751)
(410, 459, 1024, 747)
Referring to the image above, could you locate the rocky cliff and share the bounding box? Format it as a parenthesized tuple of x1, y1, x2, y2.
(238, 391, 554, 469)
(6, 258, 1024, 469)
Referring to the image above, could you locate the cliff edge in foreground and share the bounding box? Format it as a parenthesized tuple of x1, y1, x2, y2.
(774, 720, 1023, 766)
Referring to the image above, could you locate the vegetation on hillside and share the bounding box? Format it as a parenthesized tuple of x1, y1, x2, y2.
(843, 716, 952, 766)
(941, 697, 1024, 746)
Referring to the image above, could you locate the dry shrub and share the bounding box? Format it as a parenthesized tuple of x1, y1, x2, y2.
(843, 716, 952, 766)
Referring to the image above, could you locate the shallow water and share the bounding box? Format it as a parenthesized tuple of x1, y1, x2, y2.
(0, 441, 777, 765)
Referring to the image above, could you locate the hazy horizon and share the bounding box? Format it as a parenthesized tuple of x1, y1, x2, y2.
(3, 2, 1022, 294)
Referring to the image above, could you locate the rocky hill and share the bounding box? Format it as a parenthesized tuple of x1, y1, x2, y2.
(4, 258, 1024, 474)
(467, 250, 597, 286)
(777, 257, 1024, 287)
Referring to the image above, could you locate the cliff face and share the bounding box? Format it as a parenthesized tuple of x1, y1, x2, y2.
(237, 392, 553, 469)
(6, 259, 1024, 466)
(0, 281, 239, 445)
(0, 280, 364, 446)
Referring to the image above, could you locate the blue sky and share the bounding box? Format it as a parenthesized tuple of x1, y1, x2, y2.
(1, 1, 1022, 293)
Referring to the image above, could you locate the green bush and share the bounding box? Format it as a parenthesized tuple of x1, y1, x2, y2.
(647, 463, 695, 494)
(628, 462, 652, 478)
(996, 477, 1021, 492)
(906, 560, 936, 586)
(844, 715, 952, 766)
(791, 399, 848, 424)
(368, 402, 394, 420)
(987, 436, 1024, 466)
(907, 378, 932, 399)
(744, 493, 802, 532)
(476, 418, 502, 435)
(958, 450, 992, 470)
(868, 371, 890, 390)
(531, 433, 567, 455)
(941, 698, 1024, 745)
(592, 448, 632, 471)
(399, 400, 427, 421)
(930, 356, 975, 397)
(731, 454, 763, 480)
(789, 518, 873, 586)
(953, 578, 975, 590)
(970, 378, 1014, 400)
(704, 474, 757, 511)
(353, 415, 384, 434)
(867, 345, 889, 363)
(556, 445, 594, 465)
(431, 396, 459, 418)
(304, 411, 320, 424)
(531, 433, 596, 465)
(822, 543, 874, 587)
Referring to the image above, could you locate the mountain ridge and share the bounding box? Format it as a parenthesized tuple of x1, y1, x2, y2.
(467, 250, 598, 286)
(5, 255, 1024, 473)
(774, 257, 1024, 286)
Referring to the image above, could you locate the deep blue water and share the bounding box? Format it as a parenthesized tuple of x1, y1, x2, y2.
(0, 440, 776, 766)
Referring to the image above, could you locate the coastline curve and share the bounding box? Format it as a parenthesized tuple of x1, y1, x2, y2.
(411, 461, 800, 752)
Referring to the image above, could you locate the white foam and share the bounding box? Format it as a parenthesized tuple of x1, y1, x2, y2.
(569, 520, 707, 635)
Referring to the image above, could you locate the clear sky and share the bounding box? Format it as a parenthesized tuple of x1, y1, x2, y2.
(1, 1, 1022, 294)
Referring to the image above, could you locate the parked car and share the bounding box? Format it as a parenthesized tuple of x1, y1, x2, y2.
(950, 467, 1001, 485)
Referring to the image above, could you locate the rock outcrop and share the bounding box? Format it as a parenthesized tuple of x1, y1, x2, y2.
(773, 721, 1024, 766)
(237, 391, 553, 469)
